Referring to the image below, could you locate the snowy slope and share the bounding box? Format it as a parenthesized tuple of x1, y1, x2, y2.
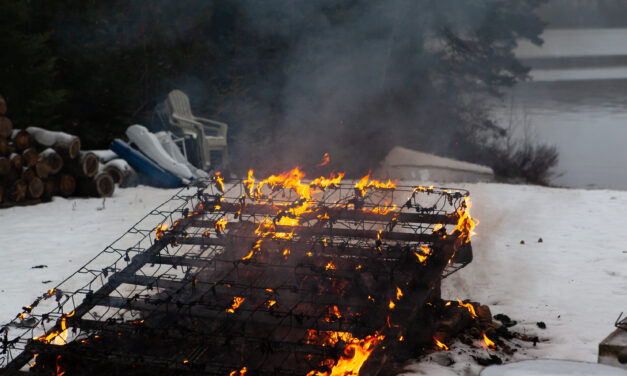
(0, 182, 625, 374)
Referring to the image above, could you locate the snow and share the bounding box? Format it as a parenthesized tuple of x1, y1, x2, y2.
(481, 359, 627, 376)
(1, 182, 626, 374)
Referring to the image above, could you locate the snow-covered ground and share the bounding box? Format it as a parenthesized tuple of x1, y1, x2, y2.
(1, 182, 626, 374)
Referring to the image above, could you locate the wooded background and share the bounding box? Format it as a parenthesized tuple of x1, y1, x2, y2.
(0, 0, 556, 182)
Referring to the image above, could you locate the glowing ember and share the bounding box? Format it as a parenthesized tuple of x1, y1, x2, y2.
(482, 332, 496, 349)
(226, 297, 245, 313)
(388, 300, 396, 309)
(265, 300, 277, 309)
(325, 261, 336, 270)
(433, 337, 449, 351)
(457, 299, 478, 319)
(396, 287, 403, 300)
(229, 366, 247, 376)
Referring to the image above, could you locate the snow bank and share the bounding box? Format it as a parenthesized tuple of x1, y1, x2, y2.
(0, 182, 625, 374)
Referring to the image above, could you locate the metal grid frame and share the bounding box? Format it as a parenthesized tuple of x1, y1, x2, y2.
(1, 178, 473, 374)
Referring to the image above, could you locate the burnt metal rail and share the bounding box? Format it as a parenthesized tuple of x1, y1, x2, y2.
(0, 178, 473, 375)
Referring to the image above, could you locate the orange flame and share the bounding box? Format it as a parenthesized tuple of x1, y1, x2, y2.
(213, 171, 225, 192)
(35, 310, 75, 345)
(354, 174, 397, 196)
(457, 299, 478, 319)
(388, 300, 396, 309)
(155, 222, 169, 241)
(413, 245, 433, 264)
(215, 217, 228, 233)
(365, 202, 398, 215)
(433, 337, 449, 351)
(396, 287, 403, 300)
(243, 169, 256, 198)
(325, 261, 336, 270)
(453, 197, 477, 243)
(226, 297, 245, 313)
(306, 332, 384, 376)
(229, 366, 247, 376)
(317, 152, 331, 167)
(482, 332, 496, 349)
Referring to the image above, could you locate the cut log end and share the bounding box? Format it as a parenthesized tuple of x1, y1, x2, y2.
(8, 179, 27, 202)
(0, 116, 12, 138)
(22, 147, 38, 168)
(11, 130, 31, 151)
(40, 149, 63, 174)
(0, 157, 10, 175)
(66, 138, 81, 159)
(28, 177, 44, 199)
(0, 137, 8, 156)
(58, 174, 76, 197)
(77, 172, 115, 198)
(82, 152, 99, 177)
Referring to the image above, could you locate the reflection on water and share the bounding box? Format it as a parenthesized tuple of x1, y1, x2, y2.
(494, 79, 627, 189)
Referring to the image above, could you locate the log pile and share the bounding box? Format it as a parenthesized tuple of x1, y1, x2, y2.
(0, 99, 135, 208)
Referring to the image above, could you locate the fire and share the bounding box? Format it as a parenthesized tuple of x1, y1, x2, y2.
(283, 248, 290, 259)
(354, 173, 397, 196)
(56, 355, 65, 376)
(35, 310, 75, 345)
(317, 152, 331, 167)
(265, 300, 277, 309)
(311, 172, 345, 190)
(243, 169, 256, 198)
(325, 261, 336, 270)
(306, 332, 385, 376)
(453, 196, 477, 243)
(433, 337, 449, 351)
(155, 222, 168, 240)
(413, 245, 433, 264)
(396, 287, 403, 300)
(213, 171, 225, 193)
(226, 297, 245, 313)
(388, 300, 396, 309)
(215, 217, 228, 233)
(229, 366, 247, 376)
(366, 202, 398, 215)
(457, 299, 478, 319)
(325, 305, 342, 322)
(482, 332, 496, 349)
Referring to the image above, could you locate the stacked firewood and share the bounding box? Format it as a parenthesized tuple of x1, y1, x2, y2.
(0, 98, 135, 208)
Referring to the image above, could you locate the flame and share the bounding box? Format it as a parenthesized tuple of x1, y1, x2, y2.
(35, 310, 75, 345)
(215, 217, 228, 233)
(317, 152, 331, 167)
(155, 222, 169, 241)
(213, 171, 225, 192)
(243, 169, 256, 198)
(433, 337, 449, 351)
(457, 299, 478, 319)
(265, 300, 277, 309)
(388, 300, 396, 309)
(226, 297, 245, 313)
(306, 332, 385, 376)
(311, 172, 344, 190)
(325, 261, 336, 270)
(396, 287, 403, 300)
(354, 173, 397, 196)
(482, 332, 496, 349)
(366, 202, 398, 215)
(453, 197, 477, 243)
(283, 248, 290, 259)
(56, 355, 65, 376)
(413, 245, 433, 264)
(229, 366, 247, 376)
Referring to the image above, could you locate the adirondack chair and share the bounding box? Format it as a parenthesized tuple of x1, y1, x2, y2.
(164, 89, 228, 170)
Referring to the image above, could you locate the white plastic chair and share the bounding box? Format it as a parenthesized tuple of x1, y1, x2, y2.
(164, 89, 228, 170)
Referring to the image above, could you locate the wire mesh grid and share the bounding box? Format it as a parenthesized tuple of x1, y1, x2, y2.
(1, 178, 472, 374)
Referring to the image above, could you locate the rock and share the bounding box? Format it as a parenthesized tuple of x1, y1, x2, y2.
(494, 313, 518, 327)
(537, 321, 546, 329)
(538, 237, 543, 243)
(477, 305, 492, 323)
(520, 240, 525, 245)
